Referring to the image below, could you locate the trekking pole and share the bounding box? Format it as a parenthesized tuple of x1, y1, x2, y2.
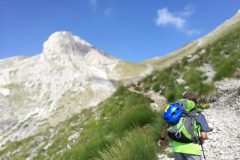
(197, 131, 206, 160)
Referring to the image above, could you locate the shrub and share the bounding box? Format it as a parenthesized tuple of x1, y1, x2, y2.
(184, 69, 202, 85)
(204, 103, 210, 109)
(181, 57, 188, 66)
(165, 91, 176, 102)
(97, 129, 157, 160)
(198, 103, 204, 110)
(198, 83, 214, 96)
(152, 83, 161, 92)
(167, 152, 174, 158)
(202, 75, 208, 81)
(151, 112, 167, 141)
(198, 103, 210, 110)
(183, 69, 214, 96)
(110, 106, 154, 134)
(62, 134, 111, 160)
(214, 59, 237, 81)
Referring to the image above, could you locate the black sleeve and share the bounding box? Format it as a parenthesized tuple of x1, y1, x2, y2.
(196, 113, 212, 132)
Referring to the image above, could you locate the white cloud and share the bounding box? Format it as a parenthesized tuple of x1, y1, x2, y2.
(155, 5, 200, 36)
(155, 8, 186, 29)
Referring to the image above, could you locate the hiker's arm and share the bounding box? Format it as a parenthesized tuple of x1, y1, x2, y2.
(200, 131, 208, 144)
(158, 125, 168, 146)
(196, 113, 212, 144)
(161, 125, 168, 138)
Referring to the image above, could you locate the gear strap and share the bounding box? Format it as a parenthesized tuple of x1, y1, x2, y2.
(185, 109, 200, 143)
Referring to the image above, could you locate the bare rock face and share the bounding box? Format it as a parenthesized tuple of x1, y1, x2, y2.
(0, 31, 120, 149)
(43, 32, 91, 60)
(42, 31, 118, 68)
(0, 31, 151, 150)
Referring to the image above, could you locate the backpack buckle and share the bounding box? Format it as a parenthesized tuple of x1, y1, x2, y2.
(175, 130, 182, 139)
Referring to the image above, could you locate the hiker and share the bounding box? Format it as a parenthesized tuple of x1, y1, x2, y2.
(158, 92, 212, 160)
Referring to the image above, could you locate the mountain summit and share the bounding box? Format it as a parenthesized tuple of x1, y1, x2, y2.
(42, 31, 117, 67)
(43, 31, 93, 57)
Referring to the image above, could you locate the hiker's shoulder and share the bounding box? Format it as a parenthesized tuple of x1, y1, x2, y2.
(195, 110, 212, 132)
(195, 111, 207, 123)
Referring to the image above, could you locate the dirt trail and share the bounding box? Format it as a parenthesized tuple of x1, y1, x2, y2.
(203, 79, 240, 160)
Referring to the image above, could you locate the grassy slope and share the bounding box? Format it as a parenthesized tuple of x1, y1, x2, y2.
(0, 86, 166, 160)
(114, 61, 149, 79)
(138, 21, 240, 103)
(142, 41, 199, 70)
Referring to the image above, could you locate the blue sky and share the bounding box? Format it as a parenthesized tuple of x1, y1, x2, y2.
(0, 0, 239, 62)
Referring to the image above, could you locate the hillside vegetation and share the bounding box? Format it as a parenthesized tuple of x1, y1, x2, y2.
(138, 26, 240, 102)
(0, 86, 166, 160)
(143, 11, 240, 71)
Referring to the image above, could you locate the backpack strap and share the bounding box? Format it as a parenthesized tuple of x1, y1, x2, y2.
(188, 109, 201, 143)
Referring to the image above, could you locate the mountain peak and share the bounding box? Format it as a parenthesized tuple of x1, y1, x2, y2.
(43, 31, 93, 61)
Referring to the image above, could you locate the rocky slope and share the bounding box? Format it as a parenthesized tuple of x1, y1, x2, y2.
(203, 79, 240, 160)
(0, 31, 114, 148)
(0, 32, 151, 150)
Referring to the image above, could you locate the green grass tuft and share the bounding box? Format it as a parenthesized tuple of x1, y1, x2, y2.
(97, 128, 157, 160)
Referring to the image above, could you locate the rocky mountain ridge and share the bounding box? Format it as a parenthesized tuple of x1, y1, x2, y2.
(0, 31, 151, 149)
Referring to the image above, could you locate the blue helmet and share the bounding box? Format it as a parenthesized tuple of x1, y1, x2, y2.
(163, 103, 183, 125)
